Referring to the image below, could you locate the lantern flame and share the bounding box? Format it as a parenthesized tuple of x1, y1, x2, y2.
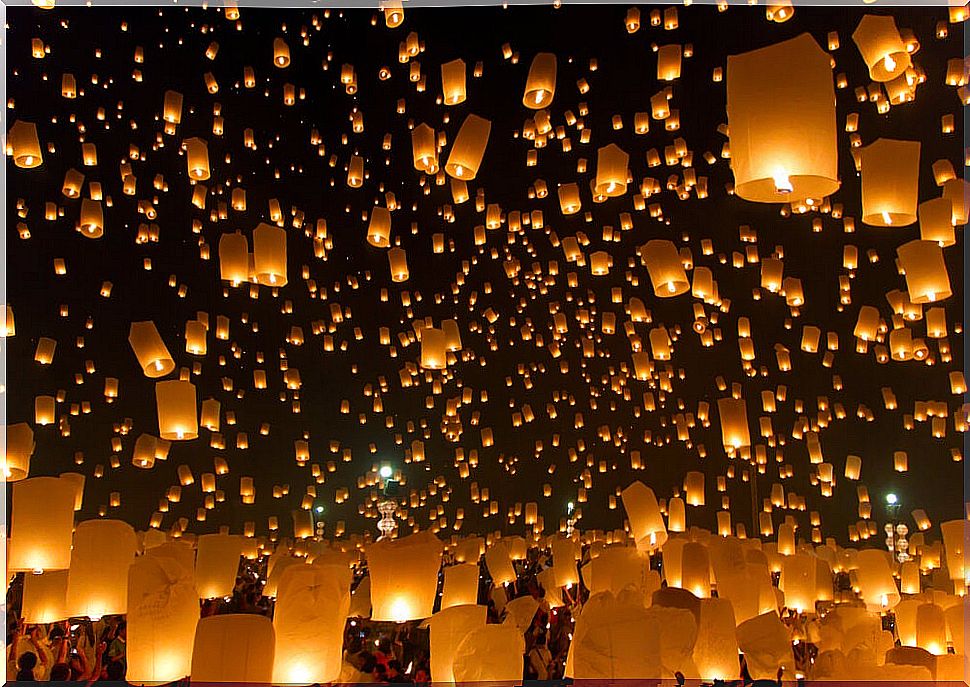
(883, 54, 896, 73)
(772, 170, 793, 194)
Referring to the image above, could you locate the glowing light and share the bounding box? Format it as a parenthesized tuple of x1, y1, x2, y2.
(773, 170, 793, 194)
(885, 493, 897, 505)
(882, 210, 893, 225)
(380, 465, 393, 479)
(883, 54, 896, 73)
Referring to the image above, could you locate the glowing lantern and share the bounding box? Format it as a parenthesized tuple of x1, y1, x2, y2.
(272, 564, 351, 685)
(22, 570, 68, 624)
(594, 144, 629, 197)
(155, 380, 198, 441)
(3, 422, 34, 480)
(452, 625, 524, 682)
(566, 590, 661, 678)
(184, 137, 210, 180)
(940, 520, 966, 584)
(523, 52, 557, 108)
(942, 178, 968, 225)
(726, 34, 838, 203)
(195, 533, 242, 599)
(427, 605, 487, 684)
(919, 198, 955, 247)
(65, 520, 136, 619)
(129, 321, 175, 378)
(253, 223, 288, 286)
(485, 542, 516, 586)
(667, 497, 686, 532)
(388, 246, 409, 282)
(445, 114, 491, 180)
(717, 397, 750, 450)
(896, 240, 951, 304)
(641, 239, 689, 297)
(779, 553, 816, 613)
(9, 476, 76, 572)
(852, 15, 911, 82)
(621, 481, 668, 552)
(163, 90, 183, 124)
(441, 563, 480, 609)
(367, 207, 392, 247)
(860, 139, 920, 226)
(441, 59, 466, 105)
(367, 531, 443, 621)
(657, 44, 681, 81)
(420, 327, 447, 369)
(191, 614, 275, 683)
(34, 395, 55, 425)
(8, 120, 43, 168)
(79, 199, 104, 238)
(558, 183, 581, 214)
(219, 232, 249, 284)
(856, 549, 900, 610)
(127, 556, 199, 686)
(693, 598, 739, 681)
(273, 37, 290, 67)
(735, 612, 795, 680)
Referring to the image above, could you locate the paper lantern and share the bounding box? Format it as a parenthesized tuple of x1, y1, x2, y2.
(717, 397, 751, 450)
(388, 246, 409, 282)
(736, 612, 795, 680)
(60, 472, 85, 511)
(21, 570, 68, 624)
(445, 114, 491, 180)
(218, 232, 249, 284)
(367, 207, 392, 247)
(127, 556, 199, 686)
(419, 327, 447, 370)
(855, 549, 900, 610)
(693, 598, 739, 681)
(853, 305, 880, 341)
(581, 547, 657, 598)
(79, 198, 104, 238)
(684, 470, 705, 506)
(852, 14, 911, 82)
(897, 239, 952, 304)
(942, 178, 968, 225)
(641, 239, 689, 297)
(566, 590, 662, 679)
(427, 604, 487, 684)
(452, 625, 524, 682)
(523, 52, 557, 108)
(552, 537, 580, 588)
(129, 321, 175, 378)
(726, 34, 838, 203)
(860, 138, 920, 226)
(779, 553, 816, 613)
(941, 520, 966, 584)
(667, 497, 686, 532)
(3, 422, 34, 481)
(272, 564, 351, 685)
(681, 541, 711, 598)
(195, 533, 242, 599)
(155, 380, 198, 440)
(163, 90, 183, 124)
(367, 530, 443, 621)
(919, 198, 955, 247)
(621, 481, 668, 552)
(441, 58, 466, 105)
(8, 120, 43, 168)
(191, 614, 275, 683)
(33, 394, 55, 425)
(914, 603, 947, 655)
(184, 137, 210, 180)
(594, 143, 629, 197)
(65, 519, 137, 619)
(253, 223, 288, 286)
(485, 541, 516, 586)
(9, 476, 76, 572)
(657, 44, 682, 81)
(441, 563, 480, 610)
(273, 37, 290, 67)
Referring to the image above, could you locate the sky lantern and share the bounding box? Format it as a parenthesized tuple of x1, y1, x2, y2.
(272, 37, 290, 67)
(441, 563, 480, 609)
(21, 570, 68, 624)
(191, 614, 276, 683)
(128, 321, 175, 378)
(441, 58, 466, 105)
(155, 380, 198, 440)
(65, 520, 136, 619)
(855, 549, 901, 610)
(594, 143, 629, 197)
(860, 139, 921, 226)
(445, 114, 491, 180)
(852, 15, 912, 82)
(918, 198, 955, 246)
(127, 555, 199, 686)
(195, 533, 243, 599)
(3, 423, 34, 481)
(726, 34, 839, 203)
(163, 90, 183, 124)
(184, 137, 210, 180)
(253, 223, 288, 286)
(427, 605, 487, 684)
(8, 120, 43, 168)
(272, 564, 351, 685)
(940, 520, 966, 585)
(79, 198, 104, 238)
(218, 232, 249, 284)
(896, 239, 952, 304)
(621, 481, 668, 552)
(420, 327, 447, 369)
(692, 598, 739, 680)
(452, 625, 525, 682)
(485, 541, 516, 586)
(9, 476, 76, 573)
(641, 239, 690, 297)
(367, 207, 392, 247)
(717, 397, 750, 451)
(657, 44, 682, 81)
(367, 531, 442, 621)
(388, 246, 409, 282)
(523, 52, 557, 108)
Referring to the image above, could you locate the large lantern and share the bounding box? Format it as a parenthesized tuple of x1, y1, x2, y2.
(367, 207, 392, 247)
(484, 541, 516, 586)
(3, 422, 34, 481)
(367, 530, 443, 621)
(128, 321, 175, 378)
(190, 614, 275, 683)
(388, 246, 409, 282)
(272, 564, 352, 685)
(523, 52, 557, 108)
(940, 520, 966, 584)
(9, 476, 76, 572)
(621, 481, 668, 552)
(441, 59, 466, 105)
(896, 239, 952, 304)
(79, 199, 104, 238)
(218, 232, 249, 284)
(184, 137, 210, 180)
(693, 598, 739, 681)
(852, 15, 911, 82)
(855, 549, 900, 610)
(21, 570, 68, 624)
(253, 223, 288, 286)
(717, 397, 751, 450)
(445, 114, 491, 180)
(195, 533, 243, 599)
(594, 144, 629, 197)
(726, 33, 839, 203)
(860, 139, 921, 226)
(155, 380, 198, 441)
(441, 563, 480, 610)
(127, 556, 199, 686)
(426, 604, 487, 683)
(8, 120, 43, 168)
(641, 239, 689, 297)
(65, 520, 137, 619)
(452, 625, 524, 682)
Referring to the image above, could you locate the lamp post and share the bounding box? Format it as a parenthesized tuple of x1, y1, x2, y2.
(377, 465, 398, 541)
(884, 493, 910, 563)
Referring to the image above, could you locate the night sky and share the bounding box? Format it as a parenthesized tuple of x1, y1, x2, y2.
(5, 2, 965, 545)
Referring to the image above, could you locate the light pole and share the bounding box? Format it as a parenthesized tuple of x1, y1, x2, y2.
(884, 493, 910, 563)
(377, 465, 398, 541)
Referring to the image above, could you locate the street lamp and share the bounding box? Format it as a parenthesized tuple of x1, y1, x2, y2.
(884, 492, 910, 563)
(377, 465, 399, 540)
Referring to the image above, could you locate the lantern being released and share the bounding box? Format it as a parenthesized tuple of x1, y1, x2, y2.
(621, 481, 668, 552)
(191, 614, 275, 684)
(3, 422, 35, 481)
(860, 139, 921, 226)
(367, 530, 443, 621)
(195, 533, 243, 599)
(523, 52, 557, 108)
(726, 33, 839, 203)
(9, 476, 77, 573)
(852, 14, 912, 82)
(65, 520, 137, 620)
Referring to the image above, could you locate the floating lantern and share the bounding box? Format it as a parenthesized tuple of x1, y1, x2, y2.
(717, 397, 750, 450)
(441, 563, 480, 609)
(441, 59, 466, 105)
(65, 520, 136, 619)
(253, 223, 288, 286)
(594, 144, 629, 197)
(523, 52, 557, 108)
(852, 15, 911, 82)
(219, 232, 249, 284)
(9, 476, 76, 573)
(726, 34, 838, 203)
(367, 207, 392, 247)
(8, 120, 43, 168)
(420, 327, 447, 369)
(855, 549, 900, 610)
(79, 199, 104, 238)
(485, 542, 516, 586)
(184, 137, 210, 180)
(896, 239, 951, 304)
(156, 380, 198, 441)
(128, 321, 175, 378)
(427, 605, 487, 684)
(191, 614, 275, 684)
(641, 239, 690, 296)
(693, 598, 739, 681)
(273, 37, 290, 67)
(367, 531, 443, 621)
(4, 423, 34, 480)
(388, 246, 409, 282)
(195, 533, 243, 599)
(621, 481, 668, 552)
(445, 114, 491, 180)
(21, 570, 68, 624)
(860, 139, 921, 226)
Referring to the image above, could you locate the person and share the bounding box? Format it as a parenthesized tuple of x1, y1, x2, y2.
(106, 621, 126, 677)
(16, 651, 38, 681)
(412, 666, 430, 684)
(386, 659, 409, 683)
(527, 633, 553, 681)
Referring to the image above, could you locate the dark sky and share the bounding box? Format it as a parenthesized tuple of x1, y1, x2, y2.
(5, 2, 965, 545)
